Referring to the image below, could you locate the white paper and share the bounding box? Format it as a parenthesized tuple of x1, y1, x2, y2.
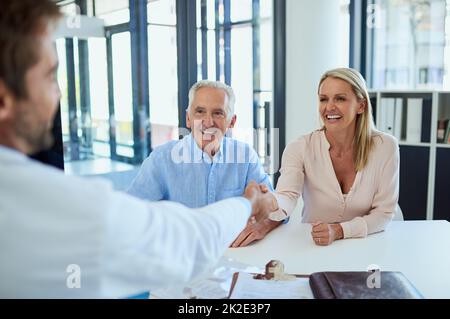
(151, 257, 264, 299)
(229, 272, 314, 299)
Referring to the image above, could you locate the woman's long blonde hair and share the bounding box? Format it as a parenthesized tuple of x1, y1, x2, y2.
(318, 68, 377, 171)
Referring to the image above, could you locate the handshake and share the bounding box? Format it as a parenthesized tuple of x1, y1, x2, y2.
(232, 181, 287, 248)
(242, 181, 280, 223)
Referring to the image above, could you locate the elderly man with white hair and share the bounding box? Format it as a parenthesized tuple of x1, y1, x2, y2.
(128, 80, 284, 247)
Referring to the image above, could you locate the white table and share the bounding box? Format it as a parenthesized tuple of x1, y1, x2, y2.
(225, 220, 450, 298)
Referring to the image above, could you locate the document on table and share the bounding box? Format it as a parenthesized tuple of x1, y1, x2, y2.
(229, 272, 314, 299)
(151, 257, 264, 299)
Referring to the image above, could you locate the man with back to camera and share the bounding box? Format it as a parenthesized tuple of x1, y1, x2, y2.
(0, 0, 276, 298)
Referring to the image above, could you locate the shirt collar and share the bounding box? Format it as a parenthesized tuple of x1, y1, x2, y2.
(185, 133, 226, 164)
(319, 129, 331, 151)
(0, 145, 28, 164)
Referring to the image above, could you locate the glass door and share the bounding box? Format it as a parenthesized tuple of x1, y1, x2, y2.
(106, 30, 135, 161)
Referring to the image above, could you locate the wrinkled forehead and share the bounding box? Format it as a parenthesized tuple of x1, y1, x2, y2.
(193, 87, 228, 107)
(194, 87, 228, 103)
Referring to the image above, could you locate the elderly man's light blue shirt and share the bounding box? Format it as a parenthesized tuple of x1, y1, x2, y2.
(127, 134, 273, 208)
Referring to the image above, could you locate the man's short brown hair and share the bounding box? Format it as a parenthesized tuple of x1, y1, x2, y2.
(0, 0, 62, 99)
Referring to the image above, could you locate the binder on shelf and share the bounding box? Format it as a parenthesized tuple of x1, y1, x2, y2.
(370, 96, 377, 123)
(406, 98, 423, 143)
(421, 98, 432, 143)
(394, 98, 403, 140)
(368, 90, 450, 222)
(377, 98, 386, 132)
(378, 97, 403, 139)
(379, 98, 395, 135)
(445, 119, 450, 144)
(437, 119, 448, 143)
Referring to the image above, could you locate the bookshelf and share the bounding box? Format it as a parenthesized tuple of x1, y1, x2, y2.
(369, 90, 450, 221)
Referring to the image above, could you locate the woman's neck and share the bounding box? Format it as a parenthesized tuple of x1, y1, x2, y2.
(325, 129, 355, 156)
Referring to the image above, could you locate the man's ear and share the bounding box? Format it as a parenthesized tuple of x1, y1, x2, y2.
(228, 114, 237, 128)
(186, 110, 191, 129)
(0, 80, 15, 121)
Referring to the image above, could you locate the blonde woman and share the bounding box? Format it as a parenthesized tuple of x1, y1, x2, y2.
(233, 68, 399, 247)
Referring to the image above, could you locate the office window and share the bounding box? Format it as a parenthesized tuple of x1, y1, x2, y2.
(340, 0, 350, 67)
(111, 32, 134, 157)
(56, 33, 132, 162)
(87, 38, 110, 158)
(56, 37, 87, 162)
(147, 0, 176, 25)
(148, 0, 179, 149)
(56, 0, 140, 172)
(55, 39, 70, 156)
(231, 0, 252, 22)
(56, 0, 277, 176)
(196, 0, 275, 150)
(196, 0, 217, 80)
(231, 25, 253, 146)
(368, 0, 449, 89)
(95, 0, 130, 26)
(57, 0, 182, 169)
(443, 0, 450, 89)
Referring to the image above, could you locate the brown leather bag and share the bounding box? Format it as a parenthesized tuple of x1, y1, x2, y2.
(309, 271, 424, 299)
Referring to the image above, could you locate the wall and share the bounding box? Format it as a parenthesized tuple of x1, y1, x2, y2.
(285, 0, 348, 144)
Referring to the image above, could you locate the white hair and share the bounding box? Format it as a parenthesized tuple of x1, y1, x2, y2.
(187, 80, 235, 121)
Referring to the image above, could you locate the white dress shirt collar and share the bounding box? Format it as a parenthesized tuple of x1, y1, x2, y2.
(0, 145, 28, 164)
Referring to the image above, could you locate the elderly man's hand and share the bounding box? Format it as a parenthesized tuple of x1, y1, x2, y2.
(231, 218, 282, 247)
(311, 222, 344, 246)
(242, 181, 278, 223)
